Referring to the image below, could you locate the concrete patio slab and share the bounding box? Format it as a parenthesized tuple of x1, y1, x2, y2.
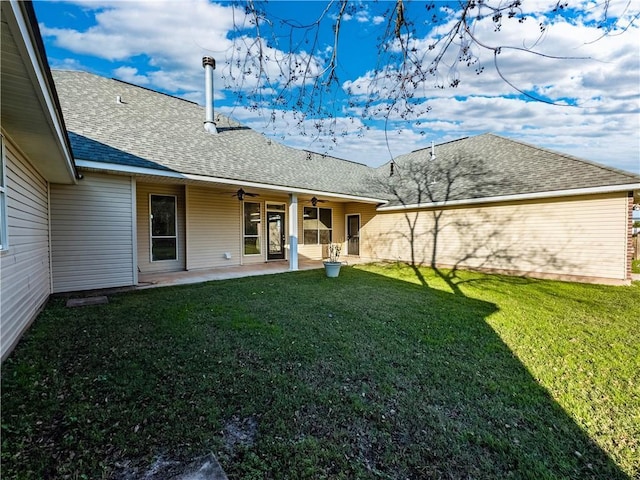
(137, 256, 372, 289)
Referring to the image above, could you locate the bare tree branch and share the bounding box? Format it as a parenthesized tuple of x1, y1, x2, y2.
(220, 0, 637, 154)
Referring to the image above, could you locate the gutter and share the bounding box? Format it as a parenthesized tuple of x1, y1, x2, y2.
(376, 183, 640, 212)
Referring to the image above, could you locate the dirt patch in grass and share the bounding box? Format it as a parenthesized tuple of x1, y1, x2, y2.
(223, 415, 258, 453)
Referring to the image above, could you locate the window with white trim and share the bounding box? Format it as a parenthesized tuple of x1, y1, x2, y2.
(303, 206, 332, 244)
(243, 201, 261, 255)
(150, 194, 177, 261)
(0, 136, 7, 251)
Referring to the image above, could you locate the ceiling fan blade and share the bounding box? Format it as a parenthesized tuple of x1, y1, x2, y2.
(310, 196, 328, 206)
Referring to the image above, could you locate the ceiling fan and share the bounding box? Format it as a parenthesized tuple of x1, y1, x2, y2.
(309, 196, 328, 207)
(233, 188, 259, 201)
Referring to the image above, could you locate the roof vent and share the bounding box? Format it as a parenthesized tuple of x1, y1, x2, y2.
(430, 141, 436, 161)
(202, 56, 217, 134)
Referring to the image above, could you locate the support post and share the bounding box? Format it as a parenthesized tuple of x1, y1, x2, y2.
(289, 193, 299, 271)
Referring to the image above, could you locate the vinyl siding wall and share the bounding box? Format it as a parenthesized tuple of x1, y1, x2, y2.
(184, 191, 358, 266)
(367, 193, 630, 281)
(186, 185, 241, 269)
(50, 172, 135, 292)
(0, 138, 51, 361)
(136, 182, 186, 273)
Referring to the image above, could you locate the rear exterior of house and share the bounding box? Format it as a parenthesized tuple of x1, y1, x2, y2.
(48, 168, 380, 293)
(365, 135, 639, 285)
(362, 191, 634, 284)
(46, 69, 385, 294)
(2, 3, 638, 367)
(45, 70, 639, 292)
(1, 1, 77, 361)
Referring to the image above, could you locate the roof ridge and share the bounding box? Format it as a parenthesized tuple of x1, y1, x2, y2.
(410, 136, 470, 154)
(111, 77, 199, 106)
(302, 149, 369, 168)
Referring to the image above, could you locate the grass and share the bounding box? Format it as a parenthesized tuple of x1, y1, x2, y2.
(2, 264, 639, 479)
(632, 259, 640, 274)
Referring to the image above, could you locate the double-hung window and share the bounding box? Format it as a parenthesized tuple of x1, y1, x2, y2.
(0, 136, 7, 251)
(243, 201, 261, 255)
(303, 206, 332, 244)
(150, 194, 177, 261)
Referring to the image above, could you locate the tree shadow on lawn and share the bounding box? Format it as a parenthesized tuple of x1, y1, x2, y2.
(0, 267, 629, 479)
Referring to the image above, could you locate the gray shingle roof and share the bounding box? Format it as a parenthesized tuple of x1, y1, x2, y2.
(52, 70, 638, 205)
(52, 70, 377, 197)
(377, 134, 639, 207)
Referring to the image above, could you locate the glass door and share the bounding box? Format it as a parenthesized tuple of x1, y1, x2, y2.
(347, 214, 360, 256)
(267, 211, 285, 260)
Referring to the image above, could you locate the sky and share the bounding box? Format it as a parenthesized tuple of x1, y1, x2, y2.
(34, 0, 640, 174)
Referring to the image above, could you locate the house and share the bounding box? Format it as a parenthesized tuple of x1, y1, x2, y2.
(1, 1, 638, 362)
(50, 68, 639, 292)
(0, 1, 79, 361)
(48, 69, 387, 293)
(366, 136, 640, 283)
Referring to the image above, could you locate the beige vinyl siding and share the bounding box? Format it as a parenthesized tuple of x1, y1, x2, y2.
(51, 172, 135, 292)
(186, 185, 241, 269)
(0, 138, 51, 361)
(368, 193, 629, 281)
(136, 182, 185, 273)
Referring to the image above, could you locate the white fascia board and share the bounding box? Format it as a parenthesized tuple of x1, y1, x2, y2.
(376, 183, 640, 212)
(75, 159, 388, 204)
(10, 1, 77, 184)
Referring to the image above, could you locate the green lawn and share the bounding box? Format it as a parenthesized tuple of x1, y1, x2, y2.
(632, 259, 640, 274)
(2, 264, 639, 479)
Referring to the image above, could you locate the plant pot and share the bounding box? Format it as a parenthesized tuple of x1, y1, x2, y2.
(323, 261, 342, 278)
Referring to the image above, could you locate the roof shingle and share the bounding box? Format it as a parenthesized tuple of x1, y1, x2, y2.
(52, 70, 377, 197)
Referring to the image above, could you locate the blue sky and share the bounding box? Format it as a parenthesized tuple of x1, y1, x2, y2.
(35, 0, 639, 174)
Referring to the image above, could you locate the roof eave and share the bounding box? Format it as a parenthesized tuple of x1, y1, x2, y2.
(75, 159, 388, 204)
(3, 1, 78, 184)
(376, 183, 640, 212)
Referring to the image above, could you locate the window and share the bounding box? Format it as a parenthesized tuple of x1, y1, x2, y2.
(303, 206, 332, 244)
(150, 194, 177, 261)
(0, 135, 7, 251)
(244, 201, 261, 255)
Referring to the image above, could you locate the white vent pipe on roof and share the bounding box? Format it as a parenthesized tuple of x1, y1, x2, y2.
(202, 56, 218, 134)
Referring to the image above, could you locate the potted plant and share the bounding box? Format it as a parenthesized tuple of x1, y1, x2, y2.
(323, 242, 342, 277)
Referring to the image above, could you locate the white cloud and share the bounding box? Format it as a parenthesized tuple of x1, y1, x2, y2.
(355, 10, 370, 23)
(113, 66, 150, 85)
(47, 56, 86, 71)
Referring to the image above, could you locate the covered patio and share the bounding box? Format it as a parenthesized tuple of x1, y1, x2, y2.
(137, 256, 373, 289)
